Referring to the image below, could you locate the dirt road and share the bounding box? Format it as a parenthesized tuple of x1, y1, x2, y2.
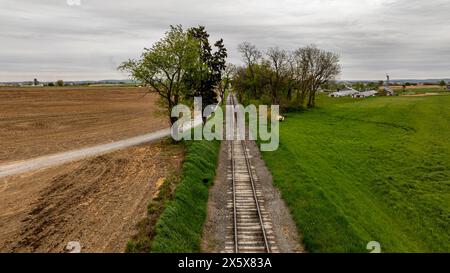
(0, 128, 171, 178)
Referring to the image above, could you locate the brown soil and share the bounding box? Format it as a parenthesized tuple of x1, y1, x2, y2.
(392, 85, 440, 90)
(400, 93, 440, 97)
(0, 86, 168, 164)
(0, 141, 184, 253)
(0, 86, 182, 253)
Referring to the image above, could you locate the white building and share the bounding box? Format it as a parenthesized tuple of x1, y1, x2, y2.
(352, 90, 378, 98)
(329, 87, 360, 97)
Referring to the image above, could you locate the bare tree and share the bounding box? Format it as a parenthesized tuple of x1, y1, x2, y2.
(237, 42, 262, 97)
(294, 45, 341, 108)
(285, 53, 297, 101)
(292, 49, 310, 106)
(266, 47, 289, 104)
(233, 43, 340, 109)
(219, 63, 236, 102)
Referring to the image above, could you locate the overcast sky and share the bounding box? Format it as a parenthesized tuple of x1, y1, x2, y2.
(1, 0, 449, 81)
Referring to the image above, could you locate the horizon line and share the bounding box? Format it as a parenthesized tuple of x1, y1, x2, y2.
(2, 77, 450, 84)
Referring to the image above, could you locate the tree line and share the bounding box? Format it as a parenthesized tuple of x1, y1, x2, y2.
(232, 42, 341, 109)
(119, 26, 343, 125)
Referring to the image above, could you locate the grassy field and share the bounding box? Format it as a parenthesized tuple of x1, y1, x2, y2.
(261, 94, 450, 252)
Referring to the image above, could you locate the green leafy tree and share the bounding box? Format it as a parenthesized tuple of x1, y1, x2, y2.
(439, 80, 446, 89)
(56, 80, 64, 86)
(353, 82, 365, 91)
(119, 25, 200, 125)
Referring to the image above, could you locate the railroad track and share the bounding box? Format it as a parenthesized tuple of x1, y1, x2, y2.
(224, 94, 278, 253)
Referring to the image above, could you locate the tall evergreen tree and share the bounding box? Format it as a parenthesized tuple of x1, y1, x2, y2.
(186, 26, 228, 121)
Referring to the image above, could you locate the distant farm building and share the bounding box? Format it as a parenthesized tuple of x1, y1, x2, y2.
(447, 85, 450, 91)
(329, 87, 360, 97)
(352, 90, 378, 98)
(329, 87, 379, 98)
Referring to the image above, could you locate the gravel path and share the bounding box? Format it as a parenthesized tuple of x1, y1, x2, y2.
(0, 117, 204, 179)
(0, 128, 171, 179)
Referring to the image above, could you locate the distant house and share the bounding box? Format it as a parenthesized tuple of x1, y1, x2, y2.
(329, 87, 360, 97)
(447, 85, 450, 91)
(352, 90, 378, 98)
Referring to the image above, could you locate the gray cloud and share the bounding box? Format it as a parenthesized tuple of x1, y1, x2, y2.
(0, 0, 449, 81)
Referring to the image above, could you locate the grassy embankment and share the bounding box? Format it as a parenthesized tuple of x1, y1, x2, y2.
(261, 94, 450, 252)
(151, 138, 220, 252)
(126, 139, 220, 253)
